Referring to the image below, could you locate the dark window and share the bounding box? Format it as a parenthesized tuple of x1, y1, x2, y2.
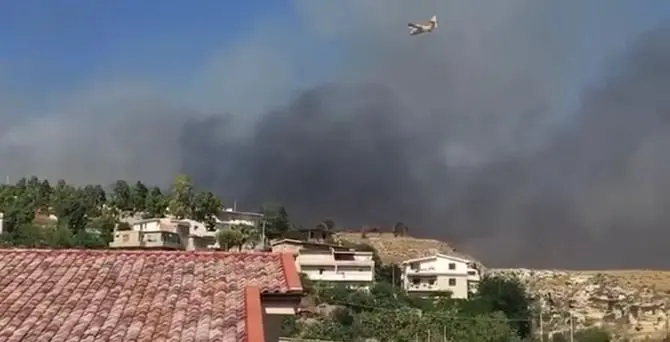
(449, 278, 456, 286)
(448, 263, 456, 270)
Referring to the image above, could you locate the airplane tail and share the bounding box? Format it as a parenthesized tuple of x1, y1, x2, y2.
(430, 16, 438, 28)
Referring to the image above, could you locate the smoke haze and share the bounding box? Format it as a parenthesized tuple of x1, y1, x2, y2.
(3, 1, 670, 268)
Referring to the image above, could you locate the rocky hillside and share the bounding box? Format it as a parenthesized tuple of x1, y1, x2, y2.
(491, 269, 670, 341)
(334, 233, 670, 340)
(334, 232, 476, 264)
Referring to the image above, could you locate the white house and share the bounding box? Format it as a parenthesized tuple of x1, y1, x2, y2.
(0, 212, 3, 235)
(124, 218, 216, 248)
(216, 208, 264, 229)
(271, 239, 375, 288)
(400, 253, 481, 299)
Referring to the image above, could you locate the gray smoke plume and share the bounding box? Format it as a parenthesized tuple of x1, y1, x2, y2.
(1, 1, 669, 268)
(180, 5, 670, 268)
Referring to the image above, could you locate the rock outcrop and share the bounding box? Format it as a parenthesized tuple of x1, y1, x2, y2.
(335, 232, 478, 265)
(490, 269, 670, 341)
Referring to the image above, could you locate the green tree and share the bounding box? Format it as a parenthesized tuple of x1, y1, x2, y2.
(472, 275, 533, 339)
(131, 181, 148, 212)
(145, 186, 167, 218)
(2, 194, 37, 234)
(57, 194, 91, 234)
(38, 179, 52, 211)
(88, 214, 116, 245)
(262, 203, 291, 239)
(49, 225, 75, 248)
(393, 221, 408, 237)
(9, 224, 47, 247)
(191, 191, 222, 230)
(168, 174, 194, 219)
(110, 180, 133, 212)
(81, 185, 106, 216)
(216, 228, 245, 250)
(237, 224, 261, 249)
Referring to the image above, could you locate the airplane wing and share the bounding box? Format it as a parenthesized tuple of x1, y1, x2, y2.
(408, 26, 422, 36)
(408, 23, 421, 29)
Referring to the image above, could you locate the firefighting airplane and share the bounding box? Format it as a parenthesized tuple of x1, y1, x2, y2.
(408, 15, 438, 36)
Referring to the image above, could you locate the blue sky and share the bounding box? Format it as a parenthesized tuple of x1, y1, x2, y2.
(0, 0, 301, 95)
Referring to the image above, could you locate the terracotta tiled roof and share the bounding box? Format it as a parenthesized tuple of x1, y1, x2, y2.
(0, 249, 302, 342)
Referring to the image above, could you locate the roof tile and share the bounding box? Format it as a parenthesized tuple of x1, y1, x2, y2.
(0, 249, 301, 342)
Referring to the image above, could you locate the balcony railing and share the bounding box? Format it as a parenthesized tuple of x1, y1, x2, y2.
(299, 259, 374, 267)
(407, 283, 441, 291)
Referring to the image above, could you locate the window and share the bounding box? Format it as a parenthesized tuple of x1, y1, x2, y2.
(122, 234, 129, 242)
(412, 278, 420, 285)
(410, 263, 419, 270)
(448, 278, 456, 286)
(448, 263, 456, 270)
(319, 268, 325, 275)
(428, 278, 436, 285)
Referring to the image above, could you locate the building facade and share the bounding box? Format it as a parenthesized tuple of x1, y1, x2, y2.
(400, 253, 481, 299)
(216, 208, 264, 229)
(111, 218, 210, 250)
(272, 239, 375, 288)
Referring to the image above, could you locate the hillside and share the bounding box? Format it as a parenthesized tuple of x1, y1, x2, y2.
(335, 232, 670, 340)
(490, 268, 670, 340)
(334, 232, 477, 264)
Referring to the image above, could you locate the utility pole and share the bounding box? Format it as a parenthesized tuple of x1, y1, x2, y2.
(569, 313, 574, 342)
(261, 218, 266, 249)
(665, 305, 668, 339)
(539, 309, 544, 342)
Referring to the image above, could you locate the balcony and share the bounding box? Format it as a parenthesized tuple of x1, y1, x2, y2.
(299, 258, 374, 268)
(307, 270, 374, 283)
(406, 267, 442, 276)
(407, 283, 441, 292)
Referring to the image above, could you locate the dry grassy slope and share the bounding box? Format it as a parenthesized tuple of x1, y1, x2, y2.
(491, 269, 670, 340)
(334, 233, 670, 339)
(334, 232, 475, 264)
(335, 232, 670, 291)
(525, 269, 670, 293)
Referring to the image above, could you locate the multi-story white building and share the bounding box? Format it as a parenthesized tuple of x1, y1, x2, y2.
(216, 208, 264, 229)
(127, 218, 209, 237)
(400, 253, 481, 299)
(111, 218, 210, 251)
(271, 239, 375, 288)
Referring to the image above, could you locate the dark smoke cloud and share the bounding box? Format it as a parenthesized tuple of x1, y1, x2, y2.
(2, 1, 669, 269)
(181, 28, 670, 269)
